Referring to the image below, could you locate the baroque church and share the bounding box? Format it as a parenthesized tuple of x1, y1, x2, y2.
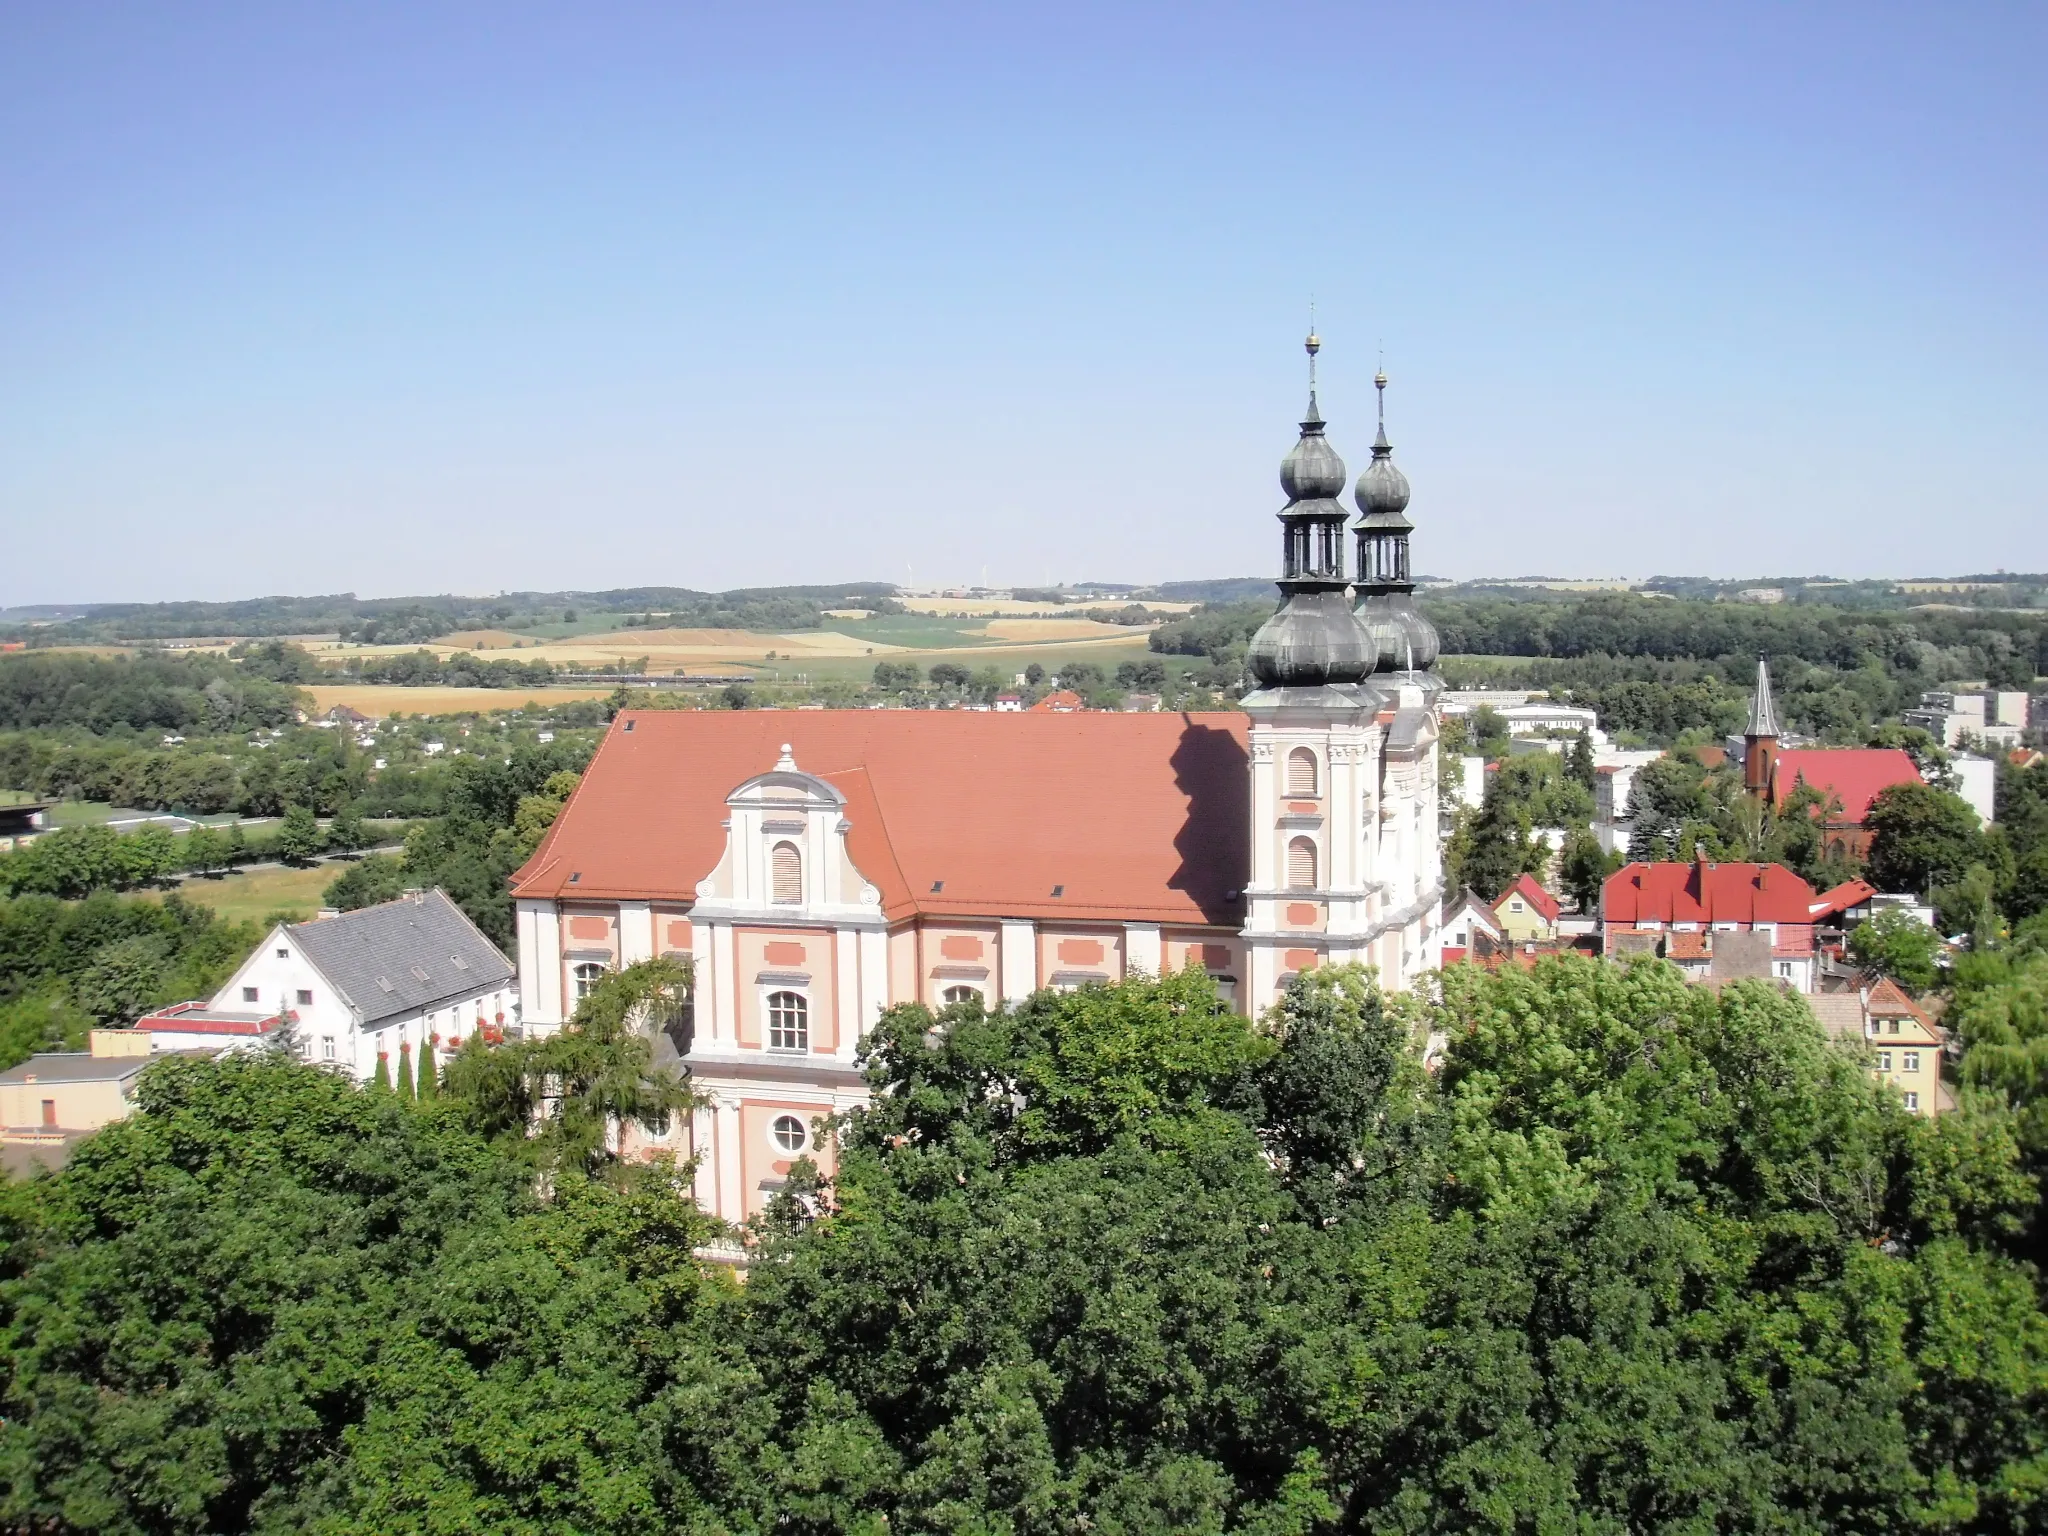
(510, 334, 1445, 1221)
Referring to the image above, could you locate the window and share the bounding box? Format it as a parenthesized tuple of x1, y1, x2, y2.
(1286, 747, 1318, 796)
(276, 947, 289, 960)
(771, 842, 802, 904)
(1776, 962, 1793, 979)
(941, 984, 982, 1008)
(1509, 900, 1524, 913)
(770, 1113, 808, 1154)
(573, 961, 606, 1001)
(242, 986, 259, 1003)
(1877, 1051, 1892, 1071)
(767, 991, 808, 1052)
(1903, 1092, 1920, 1112)
(1904, 1051, 1920, 1072)
(1286, 837, 1317, 891)
(321, 1038, 335, 1061)
(296, 989, 313, 1006)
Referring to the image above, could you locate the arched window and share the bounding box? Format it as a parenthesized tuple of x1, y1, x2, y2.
(1287, 746, 1318, 796)
(767, 990, 808, 1052)
(771, 841, 802, 904)
(572, 961, 607, 1001)
(1287, 836, 1317, 890)
(770, 1113, 808, 1154)
(941, 984, 982, 1008)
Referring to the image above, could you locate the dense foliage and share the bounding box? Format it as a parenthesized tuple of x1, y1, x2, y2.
(5, 960, 2045, 1533)
(0, 653, 305, 735)
(0, 892, 261, 1066)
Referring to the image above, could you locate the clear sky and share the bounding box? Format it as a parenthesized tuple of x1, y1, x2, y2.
(2, 2, 2042, 606)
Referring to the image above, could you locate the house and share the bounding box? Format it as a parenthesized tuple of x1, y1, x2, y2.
(1493, 872, 1560, 942)
(1029, 689, 1085, 713)
(993, 694, 1024, 712)
(0, 1030, 160, 1151)
(1439, 888, 1504, 963)
(1602, 857, 1819, 991)
(135, 889, 516, 1084)
(1741, 661, 1924, 861)
(1806, 977, 1951, 1115)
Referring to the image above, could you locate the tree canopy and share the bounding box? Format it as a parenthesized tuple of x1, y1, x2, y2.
(5, 959, 2046, 1533)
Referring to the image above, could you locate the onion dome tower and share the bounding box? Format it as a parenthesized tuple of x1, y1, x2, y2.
(1245, 330, 1379, 690)
(1352, 368, 1440, 682)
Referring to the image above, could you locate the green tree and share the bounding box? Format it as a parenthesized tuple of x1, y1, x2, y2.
(71, 934, 174, 1025)
(1866, 779, 1985, 895)
(396, 1040, 414, 1101)
(181, 822, 226, 874)
(322, 853, 406, 912)
(1566, 726, 1596, 788)
(416, 1035, 438, 1099)
(926, 661, 972, 690)
(326, 803, 370, 852)
(273, 803, 325, 865)
(1558, 824, 1617, 911)
(1847, 906, 1943, 991)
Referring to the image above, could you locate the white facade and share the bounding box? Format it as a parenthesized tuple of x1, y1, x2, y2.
(208, 922, 516, 1082)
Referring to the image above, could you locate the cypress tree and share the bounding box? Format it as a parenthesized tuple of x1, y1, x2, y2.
(417, 1038, 437, 1100)
(372, 1051, 391, 1092)
(397, 1043, 414, 1102)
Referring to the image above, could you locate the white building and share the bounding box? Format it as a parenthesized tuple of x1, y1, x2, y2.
(137, 890, 516, 1083)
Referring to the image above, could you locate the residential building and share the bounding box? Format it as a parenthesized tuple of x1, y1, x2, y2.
(1493, 872, 1561, 942)
(1602, 857, 1819, 991)
(1, 1030, 159, 1150)
(1029, 690, 1084, 713)
(0, 801, 48, 851)
(136, 889, 516, 1084)
(1439, 888, 1503, 963)
(1807, 977, 1951, 1116)
(510, 337, 1446, 1223)
(1953, 756, 1996, 825)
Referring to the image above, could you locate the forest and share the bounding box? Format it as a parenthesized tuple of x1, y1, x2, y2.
(5, 956, 2048, 1533)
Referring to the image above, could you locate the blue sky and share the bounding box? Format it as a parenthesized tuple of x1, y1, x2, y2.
(1, 2, 2042, 605)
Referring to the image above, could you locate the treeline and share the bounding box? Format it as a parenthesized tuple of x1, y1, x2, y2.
(8, 584, 906, 646)
(0, 727, 373, 816)
(0, 652, 306, 735)
(0, 892, 263, 1069)
(6, 961, 2048, 1530)
(0, 811, 393, 901)
(342, 649, 563, 688)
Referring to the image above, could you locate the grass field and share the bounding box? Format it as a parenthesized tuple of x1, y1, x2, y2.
(305, 684, 615, 716)
(161, 863, 336, 924)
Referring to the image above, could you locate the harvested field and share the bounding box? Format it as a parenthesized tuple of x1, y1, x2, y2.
(434, 629, 531, 649)
(979, 618, 1154, 642)
(305, 684, 613, 716)
(902, 597, 1194, 617)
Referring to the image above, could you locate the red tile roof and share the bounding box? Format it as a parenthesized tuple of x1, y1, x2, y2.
(1029, 690, 1085, 713)
(1492, 872, 1561, 924)
(1770, 749, 1922, 825)
(1602, 860, 1818, 926)
(513, 710, 1251, 925)
(1809, 878, 1878, 920)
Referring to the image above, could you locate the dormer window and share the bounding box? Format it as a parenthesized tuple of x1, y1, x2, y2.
(1286, 747, 1318, 796)
(771, 842, 802, 904)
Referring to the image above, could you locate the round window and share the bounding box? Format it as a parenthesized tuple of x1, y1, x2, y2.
(770, 1113, 808, 1154)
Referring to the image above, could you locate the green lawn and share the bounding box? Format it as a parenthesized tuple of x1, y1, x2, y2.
(161, 863, 337, 926)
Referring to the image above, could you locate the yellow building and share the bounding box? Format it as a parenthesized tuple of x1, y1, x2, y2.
(0, 1029, 155, 1148)
(1492, 873, 1561, 944)
(1808, 978, 1951, 1115)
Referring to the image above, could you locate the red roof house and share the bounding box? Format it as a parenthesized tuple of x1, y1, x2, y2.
(1601, 858, 1820, 989)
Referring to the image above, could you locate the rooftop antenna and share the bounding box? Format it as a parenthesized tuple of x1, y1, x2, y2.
(1305, 298, 1320, 407)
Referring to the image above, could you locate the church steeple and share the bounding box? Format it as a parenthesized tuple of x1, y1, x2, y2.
(1744, 657, 1781, 800)
(1352, 368, 1440, 679)
(1245, 330, 1377, 691)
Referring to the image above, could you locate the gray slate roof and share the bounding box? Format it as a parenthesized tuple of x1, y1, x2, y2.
(0, 1053, 151, 1086)
(288, 889, 514, 1027)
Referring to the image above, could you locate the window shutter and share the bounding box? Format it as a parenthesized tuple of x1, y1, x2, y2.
(1286, 747, 1317, 796)
(771, 842, 801, 904)
(1287, 837, 1316, 890)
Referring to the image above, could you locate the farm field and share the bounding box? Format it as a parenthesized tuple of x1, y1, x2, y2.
(159, 862, 337, 925)
(898, 596, 1195, 617)
(304, 684, 614, 716)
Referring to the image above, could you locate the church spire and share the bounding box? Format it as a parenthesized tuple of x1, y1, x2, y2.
(1244, 330, 1377, 691)
(1747, 657, 1781, 738)
(1352, 367, 1440, 680)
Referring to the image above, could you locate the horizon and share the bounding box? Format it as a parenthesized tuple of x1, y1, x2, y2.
(3, 3, 2044, 606)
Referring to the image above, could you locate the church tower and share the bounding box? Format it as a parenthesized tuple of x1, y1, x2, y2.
(1744, 658, 1781, 800)
(1240, 331, 1389, 1005)
(1351, 368, 1444, 985)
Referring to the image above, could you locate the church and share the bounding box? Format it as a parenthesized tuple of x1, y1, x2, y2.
(510, 335, 1446, 1221)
